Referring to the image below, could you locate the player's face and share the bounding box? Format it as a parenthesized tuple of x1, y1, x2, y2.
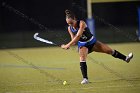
(66, 18, 74, 26)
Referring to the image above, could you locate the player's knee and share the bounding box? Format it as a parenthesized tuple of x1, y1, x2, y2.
(105, 49, 113, 55)
(80, 55, 86, 61)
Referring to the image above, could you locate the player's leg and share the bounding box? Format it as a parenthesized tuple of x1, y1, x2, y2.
(79, 47, 89, 84)
(93, 41, 133, 62)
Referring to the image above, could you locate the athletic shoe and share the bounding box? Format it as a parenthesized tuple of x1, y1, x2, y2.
(125, 53, 133, 63)
(81, 78, 89, 84)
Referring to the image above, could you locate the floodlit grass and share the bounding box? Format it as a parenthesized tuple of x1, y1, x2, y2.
(0, 43, 140, 93)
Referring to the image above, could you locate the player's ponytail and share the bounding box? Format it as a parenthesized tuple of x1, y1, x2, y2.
(65, 9, 75, 19)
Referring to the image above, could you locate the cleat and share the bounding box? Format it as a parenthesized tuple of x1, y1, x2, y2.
(81, 78, 89, 84)
(125, 53, 133, 63)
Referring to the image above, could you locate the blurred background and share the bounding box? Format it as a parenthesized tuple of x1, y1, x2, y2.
(0, 0, 140, 48)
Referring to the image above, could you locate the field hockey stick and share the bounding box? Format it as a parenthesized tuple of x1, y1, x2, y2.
(33, 33, 58, 46)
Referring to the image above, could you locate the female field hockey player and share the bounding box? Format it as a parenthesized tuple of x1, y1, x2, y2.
(61, 10, 133, 84)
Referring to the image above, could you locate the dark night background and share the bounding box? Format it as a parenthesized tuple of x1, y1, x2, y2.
(0, 0, 140, 48)
(1, 0, 73, 31)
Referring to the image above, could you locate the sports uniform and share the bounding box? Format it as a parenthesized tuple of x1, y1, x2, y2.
(69, 20, 96, 53)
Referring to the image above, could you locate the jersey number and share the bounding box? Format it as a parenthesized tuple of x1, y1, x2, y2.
(81, 35, 87, 40)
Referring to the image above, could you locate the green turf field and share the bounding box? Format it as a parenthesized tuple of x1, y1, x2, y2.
(0, 43, 140, 93)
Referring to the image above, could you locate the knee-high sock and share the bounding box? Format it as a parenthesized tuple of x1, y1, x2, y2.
(80, 62, 88, 79)
(112, 50, 126, 61)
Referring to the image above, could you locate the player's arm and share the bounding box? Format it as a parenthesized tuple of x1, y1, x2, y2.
(68, 26, 74, 40)
(67, 26, 76, 45)
(68, 21, 85, 46)
(61, 21, 86, 49)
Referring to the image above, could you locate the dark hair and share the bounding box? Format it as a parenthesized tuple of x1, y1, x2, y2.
(65, 9, 75, 19)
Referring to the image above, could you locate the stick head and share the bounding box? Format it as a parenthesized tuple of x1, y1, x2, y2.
(33, 32, 58, 46)
(34, 33, 39, 39)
